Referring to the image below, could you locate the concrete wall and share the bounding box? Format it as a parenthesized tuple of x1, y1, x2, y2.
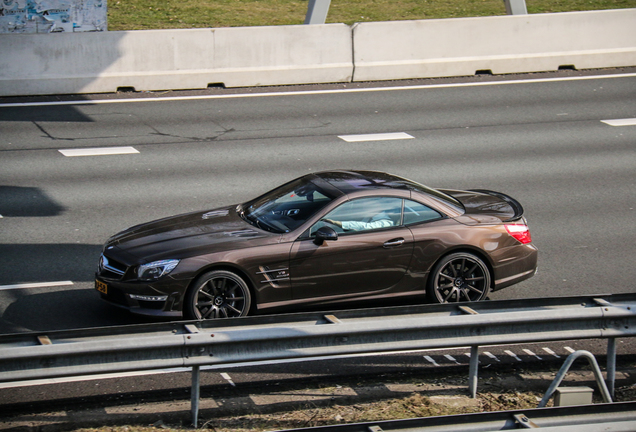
(352, 9, 636, 82)
(0, 9, 634, 97)
(0, 24, 353, 96)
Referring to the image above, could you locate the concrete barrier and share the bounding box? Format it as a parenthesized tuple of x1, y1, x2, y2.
(352, 9, 636, 82)
(0, 10, 634, 97)
(0, 24, 353, 96)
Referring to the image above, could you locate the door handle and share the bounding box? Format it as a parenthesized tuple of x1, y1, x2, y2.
(383, 238, 405, 248)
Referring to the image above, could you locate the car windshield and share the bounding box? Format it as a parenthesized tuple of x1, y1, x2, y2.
(239, 177, 336, 233)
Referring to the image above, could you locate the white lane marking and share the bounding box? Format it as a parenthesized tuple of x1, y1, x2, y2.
(0, 369, 178, 389)
(565, 346, 576, 354)
(444, 354, 460, 365)
(220, 372, 236, 387)
(59, 146, 139, 157)
(424, 355, 440, 367)
(542, 347, 560, 358)
(505, 350, 523, 362)
(483, 352, 500, 362)
(2, 74, 634, 108)
(601, 118, 636, 127)
(523, 349, 542, 360)
(0, 281, 74, 291)
(338, 132, 414, 142)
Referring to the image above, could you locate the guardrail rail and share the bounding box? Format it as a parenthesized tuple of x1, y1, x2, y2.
(1, 293, 634, 426)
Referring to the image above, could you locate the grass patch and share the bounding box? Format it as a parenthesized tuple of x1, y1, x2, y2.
(107, 0, 636, 31)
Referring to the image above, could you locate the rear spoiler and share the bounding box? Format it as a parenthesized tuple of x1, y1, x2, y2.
(468, 189, 524, 222)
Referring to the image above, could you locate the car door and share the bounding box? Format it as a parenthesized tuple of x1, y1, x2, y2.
(289, 197, 414, 300)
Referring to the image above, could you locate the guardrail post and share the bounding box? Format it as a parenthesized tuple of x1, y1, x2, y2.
(191, 366, 201, 427)
(469, 345, 479, 398)
(607, 338, 616, 397)
(503, 0, 527, 15)
(304, 0, 331, 24)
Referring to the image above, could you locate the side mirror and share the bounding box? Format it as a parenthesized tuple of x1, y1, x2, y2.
(314, 226, 338, 245)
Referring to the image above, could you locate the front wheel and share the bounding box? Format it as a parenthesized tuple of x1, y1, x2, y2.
(184, 270, 252, 320)
(427, 253, 491, 303)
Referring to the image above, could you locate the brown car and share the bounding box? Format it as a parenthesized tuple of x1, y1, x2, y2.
(96, 170, 537, 320)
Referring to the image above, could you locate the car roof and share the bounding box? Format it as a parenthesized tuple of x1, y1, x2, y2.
(313, 170, 418, 194)
(312, 170, 464, 213)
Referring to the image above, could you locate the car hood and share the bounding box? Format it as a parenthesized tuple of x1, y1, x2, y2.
(439, 189, 524, 225)
(105, 206, 275, 262)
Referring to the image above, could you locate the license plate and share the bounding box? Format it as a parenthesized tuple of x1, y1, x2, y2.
(96, 280, 108, 294)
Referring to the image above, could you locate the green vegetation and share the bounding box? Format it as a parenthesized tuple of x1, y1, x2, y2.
(107, 0, 636, 31)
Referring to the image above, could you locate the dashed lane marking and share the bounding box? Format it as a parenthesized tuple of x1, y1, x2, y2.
(0, 281, 74, 291)
(483, 352, 500, 362)
(444, 354, 461, 365)
(601, 118, 636, 127)
(523, 349, 542, 360)
(505, 350, 523, 362)
(542, 348, 560, 358)
(565, 347, 576, 354)
(338, 132, 414, 142)
(220, 372, 236, 387)
(424, 355, 440, 367)
(59, 146, 139, 157)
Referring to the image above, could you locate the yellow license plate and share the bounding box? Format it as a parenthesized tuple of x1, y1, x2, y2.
(96, 280, 108, 294)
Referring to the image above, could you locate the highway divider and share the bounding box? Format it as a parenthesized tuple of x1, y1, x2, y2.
(0, 24, 353, 97)
(0, 9, 635, 97)
(351, 9, 636, 82)
(0, 294, 635, 426)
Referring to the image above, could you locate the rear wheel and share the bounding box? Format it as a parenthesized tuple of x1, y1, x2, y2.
(184, 270, 252, 320)
(427, 253, 491, 303)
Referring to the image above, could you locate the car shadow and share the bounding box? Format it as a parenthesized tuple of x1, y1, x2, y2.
(0, 186, 65, 217)
(0, 243, 103, 285)
(0, 288, 156, 333)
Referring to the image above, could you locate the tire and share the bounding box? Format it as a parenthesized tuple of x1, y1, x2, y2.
(184, 270, 252, 320)
(427, 252, 491, 303)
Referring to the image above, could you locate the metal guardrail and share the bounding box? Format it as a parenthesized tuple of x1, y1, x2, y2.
(278, 401, 636, 432)
(1, 293, 635, 426)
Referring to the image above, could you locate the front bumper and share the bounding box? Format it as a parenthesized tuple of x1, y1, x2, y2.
(95, 275, 186, 317)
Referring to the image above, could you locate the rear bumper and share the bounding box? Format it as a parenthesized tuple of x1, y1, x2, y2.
(492, 243, 538, 291)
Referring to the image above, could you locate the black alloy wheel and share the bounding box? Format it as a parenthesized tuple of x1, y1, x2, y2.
(428, 253, 491, 303)
(185, 270, 252, 319)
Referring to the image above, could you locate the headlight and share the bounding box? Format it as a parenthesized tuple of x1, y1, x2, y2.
(137, 259, 180, 281)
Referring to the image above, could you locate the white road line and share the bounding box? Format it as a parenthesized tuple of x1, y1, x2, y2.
(444, 354, 460, 365)
(0, 369, 180, 389)
(220, 372, 236, 387)
(483, 352, 500, 362)
(1, 73, 634, 108)
(424, 355, 440, 367)
(601, 118, 636, 127)
(564, 346, 576, 354)
(542, 348, 560, 358)
(505, 350, 523, 362)
(523, 349, 542, 360)
(58, 146, 139, 157)
(338, 132, 414, 142)
(0, 281, 74, 291)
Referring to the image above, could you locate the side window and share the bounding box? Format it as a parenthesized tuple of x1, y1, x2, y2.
(311, 197, 403, 235)
(403, 200, 442, 225)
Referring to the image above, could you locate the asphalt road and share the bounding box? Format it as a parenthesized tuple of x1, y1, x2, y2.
(0, 70, 635, 334)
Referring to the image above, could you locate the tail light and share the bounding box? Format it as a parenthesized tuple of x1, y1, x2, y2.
(505, 222, 532, 244)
